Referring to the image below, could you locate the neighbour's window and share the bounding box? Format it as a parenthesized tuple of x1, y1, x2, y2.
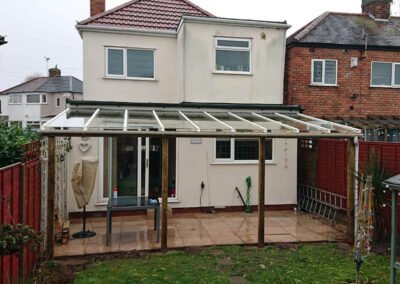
(215, 138, 273, 161)
(215, 37, 251, 73)
(9, 121, 22, 128)
(26, 121, 40, 129)
(9, 94, 22, 104)
(371, 62, 400, 87)
(311, 59, 337, 85)
(56, 97, 61, 107)
(106, 47, 155, 79)
(26, 94, 46, 104)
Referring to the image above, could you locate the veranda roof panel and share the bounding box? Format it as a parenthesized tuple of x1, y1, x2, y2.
(40, 102, 362, 138)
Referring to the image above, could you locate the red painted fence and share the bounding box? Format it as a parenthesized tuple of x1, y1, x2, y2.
(0, 141, 41, 283)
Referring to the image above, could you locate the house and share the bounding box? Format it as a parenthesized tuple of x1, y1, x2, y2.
(67, 0, 299, 214)
(0, 66, 83, 128)
(0, 35, 6, 46)
(285, 0, 400, 142)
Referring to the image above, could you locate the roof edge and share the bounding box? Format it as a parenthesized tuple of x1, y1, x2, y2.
(291, 12, 331, 43)
(178, 15, 290, 33)
(286, 41, 400, 51)
(67, 100, 302, 112)
(181, 0, 215, 17)
(76, 24, 178, 36)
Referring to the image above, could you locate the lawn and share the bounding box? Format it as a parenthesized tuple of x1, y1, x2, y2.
(74, 243, 392, 284)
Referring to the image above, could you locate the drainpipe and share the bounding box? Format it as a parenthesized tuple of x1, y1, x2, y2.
(354, 136, 359, 238)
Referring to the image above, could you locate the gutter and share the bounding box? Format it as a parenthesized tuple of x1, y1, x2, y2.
(76, 25, 177, 38)
(178, 15, 291, 33)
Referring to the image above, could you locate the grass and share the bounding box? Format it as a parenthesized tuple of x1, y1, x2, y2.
(74, 243, 392, 284)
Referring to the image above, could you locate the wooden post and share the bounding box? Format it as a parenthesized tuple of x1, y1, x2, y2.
(46, 136, 55, 258)
(161, 137, 169, 252)
(347, 138, 355, 244)
(258, 137, 266, 247)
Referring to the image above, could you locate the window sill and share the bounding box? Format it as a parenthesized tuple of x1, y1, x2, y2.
(309, 83, 339, 87)
(104, 76, 158, 82)
(211, 161, 276, 165)
(370, 85, 400, 89)
(213, 71, 253, 76)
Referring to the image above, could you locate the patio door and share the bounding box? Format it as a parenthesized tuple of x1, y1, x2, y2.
(107, 137, 175, 198)
(108, 137, 148, 198)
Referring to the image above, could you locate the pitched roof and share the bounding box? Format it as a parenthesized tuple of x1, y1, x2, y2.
(78, 0, 214, 31)
(287, 12, 400, 49)
(0, 76, 83, 95)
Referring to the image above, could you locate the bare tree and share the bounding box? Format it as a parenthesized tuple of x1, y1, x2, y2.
(24, 73, 43, 82)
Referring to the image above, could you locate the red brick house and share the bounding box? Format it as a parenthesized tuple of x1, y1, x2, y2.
(285, 0, 400, 142)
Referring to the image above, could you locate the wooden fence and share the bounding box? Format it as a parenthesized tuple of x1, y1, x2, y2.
(0, 141, 41, 283)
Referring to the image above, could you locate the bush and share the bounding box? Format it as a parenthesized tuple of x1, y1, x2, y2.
(0, 123, 39, 168)
(0, 223, 41, 255)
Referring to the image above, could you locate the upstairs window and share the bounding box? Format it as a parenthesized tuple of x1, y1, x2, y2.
(215, 37, 251, 73)
(26, 94, 47, 104)
(56, 97, 61, 107)
(216, 138, 273, 162)
(106, 47, 155, 79)
(371, 62, 400, 87)
(9, 94, 22, 104)
(311, 59, 337, 85)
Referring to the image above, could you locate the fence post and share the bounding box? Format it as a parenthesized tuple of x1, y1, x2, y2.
(19, 163, 25, 280)
(347, 138, 356, 244)
(46, 137, 55, 258)
(258, 137, 266, 248)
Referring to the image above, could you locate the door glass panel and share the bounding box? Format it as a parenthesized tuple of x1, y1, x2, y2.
(140, 138, 147, 197)
(111, 137, 138, 196)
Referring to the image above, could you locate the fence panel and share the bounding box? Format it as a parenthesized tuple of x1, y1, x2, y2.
(0, 141, 42, 283)
(0, 164, 22, 284)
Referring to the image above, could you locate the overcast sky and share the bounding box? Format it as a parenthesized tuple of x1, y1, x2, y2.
(1, 0, 399, 91)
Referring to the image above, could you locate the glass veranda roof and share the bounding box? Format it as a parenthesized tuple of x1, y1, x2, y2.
(40, 104, 362, 138)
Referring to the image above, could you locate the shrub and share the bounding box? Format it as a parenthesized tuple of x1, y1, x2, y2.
(0, 223, 42, 255)
(0, 123, 39, 168)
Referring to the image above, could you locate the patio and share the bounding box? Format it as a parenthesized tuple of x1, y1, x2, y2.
(54, 211, 346, 257)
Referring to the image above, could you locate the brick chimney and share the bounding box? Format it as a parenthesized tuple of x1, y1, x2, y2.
(49, 66, 61, 77)
(91, 0, 105, 17)
(362, 0, 391, 19)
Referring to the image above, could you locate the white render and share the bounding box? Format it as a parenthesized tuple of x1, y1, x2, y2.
(6, 92, 82, 128)
(72, 17, 296, 213)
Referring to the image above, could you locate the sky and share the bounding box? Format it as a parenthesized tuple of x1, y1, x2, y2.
(0, 0, 399, 91)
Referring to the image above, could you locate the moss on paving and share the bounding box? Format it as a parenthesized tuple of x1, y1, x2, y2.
(75, 243, 392, 284)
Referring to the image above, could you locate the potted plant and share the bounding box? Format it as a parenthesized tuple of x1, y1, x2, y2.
(0, 223, 41, 255)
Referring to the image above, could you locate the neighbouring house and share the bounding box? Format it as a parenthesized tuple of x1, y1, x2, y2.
(0, 35, 7, 46)
(285, 0, 400, 142)
(66, 0, 299, 214)
(0, 66, 83, 128)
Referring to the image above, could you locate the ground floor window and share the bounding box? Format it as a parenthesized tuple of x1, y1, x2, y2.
(102, 137, 176, 199)
(215, 138, 273, 161)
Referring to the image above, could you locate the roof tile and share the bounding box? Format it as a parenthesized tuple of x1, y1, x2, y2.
(79, 0, 213, 31)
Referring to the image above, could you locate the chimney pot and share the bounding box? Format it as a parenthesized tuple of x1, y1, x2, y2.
(49, 65, 61, 77)
(91, 0, 106, 17)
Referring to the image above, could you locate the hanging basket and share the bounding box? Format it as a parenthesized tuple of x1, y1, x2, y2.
(0, 224, 41, 256)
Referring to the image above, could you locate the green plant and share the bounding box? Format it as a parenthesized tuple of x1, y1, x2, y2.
(245, 176, 252, 213)
(360, 150, 393, 243)
(0, 223, 42, 255)
(0, 123, 39, 168)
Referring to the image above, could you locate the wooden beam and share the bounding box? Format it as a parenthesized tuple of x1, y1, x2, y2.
(161, 137, 169, 252)
(46, 136, 55, 258)
(258, 137, 266, 247)
(347, 138, 355, 244)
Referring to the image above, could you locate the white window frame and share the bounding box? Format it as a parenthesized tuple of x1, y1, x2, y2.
(9, 94, 22, 104)
(214, 37, 252, 75)
(105, 47, 156, 80)
(311, 59, 338, 86)
(214, 138, 274, 163)
(26, 93, 47, 104)
(370, 61, 400, 88)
